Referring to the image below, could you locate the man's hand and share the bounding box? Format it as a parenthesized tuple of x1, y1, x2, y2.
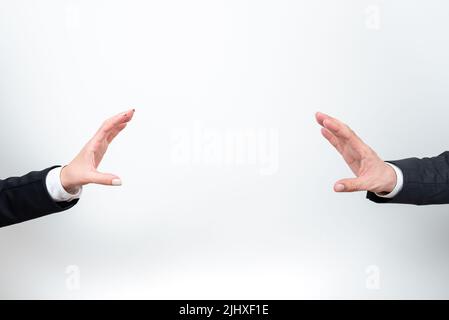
(60, 109, 135, 193)
(316, 112, 397, 194)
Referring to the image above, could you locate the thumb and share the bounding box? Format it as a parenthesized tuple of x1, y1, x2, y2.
(334, 178, 367, 193)
(89, 171, 122, 186)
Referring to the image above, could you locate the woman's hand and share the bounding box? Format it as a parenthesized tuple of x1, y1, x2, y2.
(60, 109, 135, 193)
(316, 112, 397, 194)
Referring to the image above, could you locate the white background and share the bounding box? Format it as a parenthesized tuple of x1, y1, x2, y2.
(1, 0, 449, 299)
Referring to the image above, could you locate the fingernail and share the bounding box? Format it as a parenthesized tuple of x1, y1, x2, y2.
(112, 179, 122, 186)
(334, 184, 345, 192)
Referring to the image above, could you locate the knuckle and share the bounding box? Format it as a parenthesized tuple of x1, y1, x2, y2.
(350, 182, 360, 191)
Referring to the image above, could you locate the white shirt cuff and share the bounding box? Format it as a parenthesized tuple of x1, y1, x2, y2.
(45, 167, 82, 202)
(375, 162, 404, 199)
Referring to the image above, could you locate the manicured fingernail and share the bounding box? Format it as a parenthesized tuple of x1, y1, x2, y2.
(112, 179, 122, 186)
(334, 184, 345, 192)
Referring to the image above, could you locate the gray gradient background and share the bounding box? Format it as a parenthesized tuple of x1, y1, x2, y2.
(1, 0, 449, 299)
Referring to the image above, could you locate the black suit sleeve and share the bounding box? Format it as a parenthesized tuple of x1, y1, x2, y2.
(367, 152, 449, 205)
(0, 166, 78, 228)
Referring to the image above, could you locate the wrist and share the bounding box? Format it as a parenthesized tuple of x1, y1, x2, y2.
(376, 162, 398, 195)
(385, 165, 397, 193)
(60, 165, 81, 194)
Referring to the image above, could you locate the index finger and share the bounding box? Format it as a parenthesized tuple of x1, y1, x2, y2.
(322, 118, 353, 140)
(95, 109, 135, 138)
(315, 112, 334, 127)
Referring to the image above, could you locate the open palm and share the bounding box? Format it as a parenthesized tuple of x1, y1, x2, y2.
(60, 109, 135, 193)
(315, 112, 396, 194)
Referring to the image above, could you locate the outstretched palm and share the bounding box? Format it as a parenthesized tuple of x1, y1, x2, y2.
(315, 112, 396, 194)
(60, 109, 135, 193)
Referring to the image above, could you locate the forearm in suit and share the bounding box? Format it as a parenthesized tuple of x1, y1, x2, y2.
(367, 152, 449, 205)
(0, 166, 78, 228)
